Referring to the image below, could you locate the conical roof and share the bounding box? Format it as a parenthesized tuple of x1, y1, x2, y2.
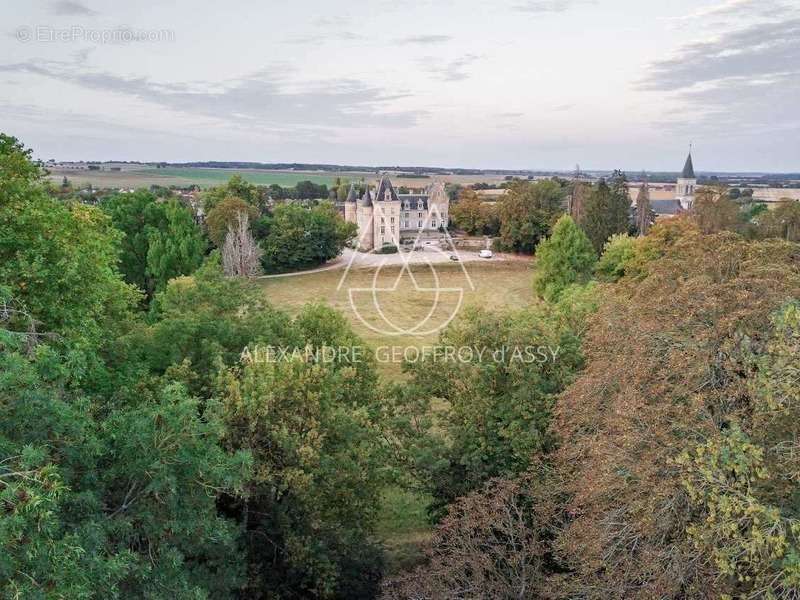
(345, 183, 357, 203)
(681, 152, 695, 179)
(375, 175, 399, 202)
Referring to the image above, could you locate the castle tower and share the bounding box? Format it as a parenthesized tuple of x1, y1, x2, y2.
(344, 183, 357, 224)
(372, 175, 401, 249)
(356, 185, 374, 251)
(676, 150, 696, 210)
(427, 181, 449, 230)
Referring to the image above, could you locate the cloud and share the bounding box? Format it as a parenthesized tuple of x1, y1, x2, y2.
(51, 1, 97, 16)
(497, 111, 524, 118)
(419, 54, 481, 82)
(670, 0, 793, 21)
(640, 18, 800, 136)
(0, 60, 424, 131)
(395, 34, 452, 45)
(513, 0, 594, 14)
(284, 31, 364, 45)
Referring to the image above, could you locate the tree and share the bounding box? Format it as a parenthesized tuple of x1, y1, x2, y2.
(205, 196, 259, 247)
(581, 173, 632, 253)
(383, 470, 562, 600)
(202, 174, 262, 213)
(552, 230, 800, 598)
(533, 215, 597, 301)
(217, 304, 386, 598)
(691, 185, 739, 234)
(222, 211, 263, 277)
(759, 199, 800, 241)
(595, 233, 638, 282)
(496, 179, 566, 253)
(0, 137, 138, 349)
(387, 302, 585, 515)
(451, 189, 487, 234)
(103, 191, 206, 302)
(260, 202, 356, 273)
(634, 180, 655, 236)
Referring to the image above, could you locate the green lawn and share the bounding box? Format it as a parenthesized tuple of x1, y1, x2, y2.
(258, 260, 535, 380)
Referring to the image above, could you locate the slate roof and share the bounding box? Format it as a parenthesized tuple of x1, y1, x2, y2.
(358, 187, 373, 207)
(398, 194, 428, 210)
(651, 199, 683, 216)
(345, 183, 357, 203)
(681, 152, 696, 179)
(374, 175, 400, 202)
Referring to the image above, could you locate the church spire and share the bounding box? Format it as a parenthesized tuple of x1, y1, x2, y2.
(681, 149, 695, 179)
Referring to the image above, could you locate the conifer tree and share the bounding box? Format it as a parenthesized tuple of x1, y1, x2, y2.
(533, 214, 597, 301)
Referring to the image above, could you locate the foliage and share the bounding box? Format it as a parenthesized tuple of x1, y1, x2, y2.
(0, 137, 138, 351)
(451, 189, 495, 235)
(202, 174, 263, 214)
(387, 303, 585, 516)
(382, 469, 564, 600)
(217, 304, 387, 599)
(0, 340, 249, 598)
(595, 233, 638, 281)
(552, 232, 800, 598)
(580, 173, 632, 253)
(533, 215, 597, 301)
(496, 179, 565, 253)
(205, 196, 259, 247)
(103, 191, 206, 301)
(139, 256, 297, 396)
(692, 185, 740, 234)
(375, 244, 398, 254)
(759, 200, 800, 242)
(260, 202, 356, 273)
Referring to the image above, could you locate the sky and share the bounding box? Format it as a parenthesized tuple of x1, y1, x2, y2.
(0, 0, 798, 172)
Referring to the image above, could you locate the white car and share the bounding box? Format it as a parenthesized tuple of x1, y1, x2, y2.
(479, 249, 493, 259)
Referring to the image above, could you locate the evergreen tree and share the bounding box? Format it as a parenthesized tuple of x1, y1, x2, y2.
(581, 172, 632, 253)
(634, 177, 655, 236)
(533, 214, 597, 301)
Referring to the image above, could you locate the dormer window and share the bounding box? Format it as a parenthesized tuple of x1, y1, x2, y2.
(385, 189, 392, 202)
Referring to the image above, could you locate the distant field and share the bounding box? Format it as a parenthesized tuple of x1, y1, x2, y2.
(48, 165, 511, 190)
(48, 166, 341, 189)
(258, 260, 535, 380)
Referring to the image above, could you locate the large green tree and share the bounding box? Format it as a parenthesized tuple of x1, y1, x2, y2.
(260, 202, 356, 273)
(103, 191, 206, 301)
(533, 214, 597, 301)
(496, 179, 565, 253)
(581, 172, 632, 253)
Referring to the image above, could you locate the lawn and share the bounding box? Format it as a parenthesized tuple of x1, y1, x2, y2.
(258, 260, 535, 380)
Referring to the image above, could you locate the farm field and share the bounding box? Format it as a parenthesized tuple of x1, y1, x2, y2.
(47, 165, 514, 190)
(258, 260, 535, 380)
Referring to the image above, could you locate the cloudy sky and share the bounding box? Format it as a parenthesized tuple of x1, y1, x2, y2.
(1, 0, 798, 171)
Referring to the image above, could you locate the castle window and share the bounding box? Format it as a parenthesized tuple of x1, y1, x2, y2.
(390, 217, 395, 223)
(380, 226, 385, 234)
(418, 221, 422, 228)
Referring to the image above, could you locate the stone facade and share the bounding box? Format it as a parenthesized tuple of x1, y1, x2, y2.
(345, 176, 449, 251)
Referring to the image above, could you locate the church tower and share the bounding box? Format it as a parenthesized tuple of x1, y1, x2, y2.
(676, 150, 696, 210)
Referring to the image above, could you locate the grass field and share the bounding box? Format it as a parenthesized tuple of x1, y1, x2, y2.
(258, 260, 535, 380)
(48, 166, 512, 190)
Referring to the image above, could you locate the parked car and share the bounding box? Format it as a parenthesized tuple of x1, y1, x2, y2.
(479, 249, 494, 258)
(449, 254, 459, 261)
